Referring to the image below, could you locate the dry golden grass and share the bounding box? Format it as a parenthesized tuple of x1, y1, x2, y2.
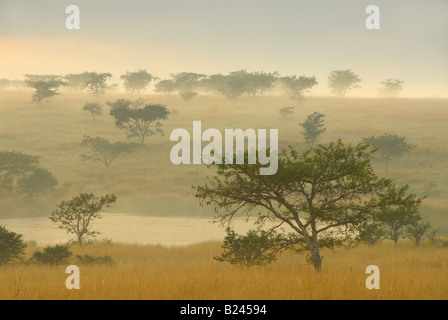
(1, 241, 447, 300)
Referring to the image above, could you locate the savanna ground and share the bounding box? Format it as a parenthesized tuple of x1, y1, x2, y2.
(1, 240, 448, 300)
(0, 89, 448, 299)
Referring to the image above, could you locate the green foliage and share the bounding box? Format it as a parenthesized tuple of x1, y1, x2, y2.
(0, 225, 27, 266)
(362, 133, 415, 175)
(82, 102, 103, 120)
(406, 220, 432, 247)
(0, 150, 57, 197)
(377, 206, 421, 246)
(195, 140, 422, 271)
(120, 69, 157, 93)
(300, 112, 326, 144)
(358, 221, 385, 246)
(81, 135, 141, 169)
(49, 193, 117, 245)
(215, 227, 293, 267)
(279, 75, 318, 102)
(109, 99, 170, 144)
(327, 70, 361, 96)
(32, 245, 72, 265)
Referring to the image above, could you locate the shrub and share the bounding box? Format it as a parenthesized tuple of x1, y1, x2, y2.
(0, 225, 27, 266)
(214, 227, 291, 267)
(32, 245, 72, 265)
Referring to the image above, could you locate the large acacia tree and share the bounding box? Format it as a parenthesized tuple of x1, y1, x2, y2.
(195, 140, 421, 271)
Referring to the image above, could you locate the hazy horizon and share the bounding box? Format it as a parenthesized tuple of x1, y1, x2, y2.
(0, 0, 447, 98)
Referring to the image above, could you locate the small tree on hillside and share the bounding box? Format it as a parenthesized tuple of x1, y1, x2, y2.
(154, 80, 177, 95)
(279, 75, 318, 102)
(81, 136, 141, 169)
(49, 193, 117, 245)
(328, 70, 361, 96)
(85, 72, 112, 96)
(120, 69, 157, 93)
(300, 112, 326, 145)
(362, 133, 415, 175)
(379, 79, 404, 98)
(25, 75, 65, 105)
(0, 226, 26, 266)
(109, 99, 170, 144)
(82, 102, 103, 120)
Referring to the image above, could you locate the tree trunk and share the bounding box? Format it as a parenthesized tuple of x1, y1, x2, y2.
(308, 241, 323, 272)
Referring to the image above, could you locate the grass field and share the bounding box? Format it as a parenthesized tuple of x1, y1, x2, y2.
(0, 90, 447, 225)
(1, 240, 448, 300)
(1, 90, 448, 300)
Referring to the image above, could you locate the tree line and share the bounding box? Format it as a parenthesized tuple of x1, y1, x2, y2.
(0, 70, 405, 105)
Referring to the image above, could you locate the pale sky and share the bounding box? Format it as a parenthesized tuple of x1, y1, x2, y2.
(0, 0, 447, 97)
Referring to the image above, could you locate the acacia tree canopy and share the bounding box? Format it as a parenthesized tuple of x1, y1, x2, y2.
(327, 70, 361, 96)
(109, 99, 170, 144)
(195, 140, 422, 271)
(120, 69, 157, 93)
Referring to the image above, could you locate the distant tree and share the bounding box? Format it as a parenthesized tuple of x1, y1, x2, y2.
(0, 151, 57, 197)
(362, 133, 415, 175)
(120, 69, 157, 93)
(214, 227, 294, 267)
(81, 136, 141, 169)
(279, 107, 295, 118)
(18, 168, 58, 198)
(109, 99, 170, 144)
(84, 72, 112, 96)
(279, 75, 318, 102)
(358, 221, 385, 246)
(328, 70, 361, 96)
(154, 80, 177, 95)
(49, 193, 117, 245)
(171, 72, 207, 100)
(300, 112, 326, 145)
(25, 75, 65, 105)
(220, 73, 249, 99)
(406, 220, 431, 247)
(200, 74, 229, 95)
(195, 140, 422, 272)
(64, 72, 90, 91)
(379, 79, 404, 97)
(378, 206, 421, 246)
(0, 225, 26, 266)
(235, 70, 279, 97)
(82, 102, 103, 120)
